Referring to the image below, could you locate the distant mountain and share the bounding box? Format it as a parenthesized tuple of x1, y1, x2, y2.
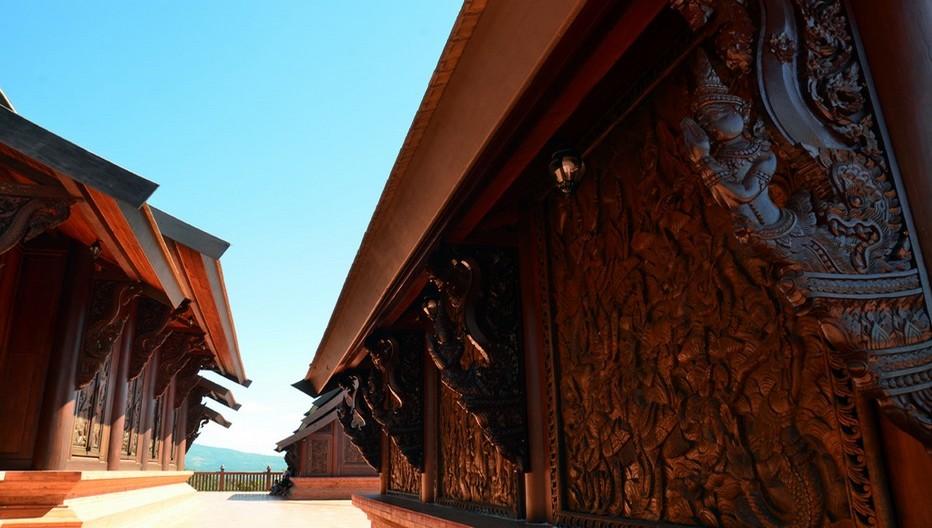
(185, 444, 285, 472)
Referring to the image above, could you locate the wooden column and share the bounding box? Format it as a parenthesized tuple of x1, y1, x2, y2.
(519, 207, 548, 523)
(106, 300, 137, 470)
(139, 351, 158, 471)
(420, 353, 437, 503)
(33, 242, 93, 470)
(161, 378, 175, 470)
(175, 397, 187, 470)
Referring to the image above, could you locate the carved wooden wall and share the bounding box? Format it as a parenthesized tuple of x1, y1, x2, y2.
(540, 18, 889, 528)
(388, 440, 420, 496)
(437, 383, 521, 518)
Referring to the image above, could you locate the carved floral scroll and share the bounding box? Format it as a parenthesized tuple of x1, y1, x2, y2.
(363, 330, 425, 472)
(675, 0, 932, 448)
(424, 246, 529, 471)
(154, 332, 205, 398)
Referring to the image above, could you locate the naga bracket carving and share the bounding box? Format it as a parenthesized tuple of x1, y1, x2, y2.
(154, 332, 206, 398)
(76, 279, 142, 389)
(423, 246, 528, 471)
(0, 181, 74, 256)
(676, 0, 932, 447)
(129, 298, 188, 381)
(337, 371, 382, 471)
(363, 330, 425, 472)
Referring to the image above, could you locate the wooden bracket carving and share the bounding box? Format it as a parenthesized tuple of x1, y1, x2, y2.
(0, 182, 74, 255)
(424, 246, 528, 471)
(154, 332, 205, 398)
(185, 397, 210, 444)
(336, 371, 382, 471)
(174, 358, 213, 409)
(76, 279, 142, 389)
(363, 330, 425, 472)
(128, 297, 185, 381)
(675, 0, 932, 447)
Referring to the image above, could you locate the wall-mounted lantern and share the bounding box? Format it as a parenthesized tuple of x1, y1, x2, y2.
(549, 147, 586, 196)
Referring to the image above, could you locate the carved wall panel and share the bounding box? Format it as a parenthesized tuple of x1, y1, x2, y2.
(309, 437, 330, 475)
(342, 435, 366, 465)
(541, 45, 883, 526)
(388, 439, 420, 496)
(425, 246, 528, 471)
(72, 355, 112, 456)
(122, 372, 145, 458)
(671, 0, 932, 451)
(149, 396, 162, 461)
(437, 383, 520, 518)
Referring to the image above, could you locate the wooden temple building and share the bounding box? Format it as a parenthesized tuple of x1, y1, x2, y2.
(0, 99, 246, 526)
(296, 1, 932, 527)
(275, 389, 379, 499)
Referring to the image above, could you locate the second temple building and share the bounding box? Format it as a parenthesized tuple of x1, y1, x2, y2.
(295, 1, 932, 527)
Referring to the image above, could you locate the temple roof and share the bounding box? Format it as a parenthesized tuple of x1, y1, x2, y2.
(0, 105, 248, 386)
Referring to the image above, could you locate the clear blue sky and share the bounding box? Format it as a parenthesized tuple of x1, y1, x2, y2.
(1, 1, 462, 457)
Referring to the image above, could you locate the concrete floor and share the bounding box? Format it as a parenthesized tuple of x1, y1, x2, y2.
(167, 492, 370, 528)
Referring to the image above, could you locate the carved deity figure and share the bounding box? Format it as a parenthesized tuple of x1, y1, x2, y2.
(681, 51, 787, 232)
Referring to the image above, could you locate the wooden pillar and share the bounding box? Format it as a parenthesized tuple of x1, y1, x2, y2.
(420, 353, 437, 503)
(106, 300, 137, 470)
(519, 206, 548, 523)
(33, 242, 93, 470)
(175, 397, 187, 470)
(161, 378, 175, 470)
(139, 351, 158, 471)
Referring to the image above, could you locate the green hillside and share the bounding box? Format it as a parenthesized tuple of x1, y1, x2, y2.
(185, 444, 285, 472)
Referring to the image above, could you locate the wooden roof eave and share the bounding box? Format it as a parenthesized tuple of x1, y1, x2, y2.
(197, 376, 242, 411)
(169, 239, 247, 386)
(0, 107, 158, 207)
(202, 406, 232, 429)
(303, 0, 668, 395)
(275, 408, 340, 451)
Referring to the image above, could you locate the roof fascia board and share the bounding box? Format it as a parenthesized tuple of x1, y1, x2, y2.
(117, 201, 188, 307)
(150, 207, 230, 259)
(0, 107, 157, 207)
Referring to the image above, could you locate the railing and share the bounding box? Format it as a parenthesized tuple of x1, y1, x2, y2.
(188, 465, 284, 492)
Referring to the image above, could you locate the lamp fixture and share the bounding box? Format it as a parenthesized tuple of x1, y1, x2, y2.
(549, 147, 586, 195)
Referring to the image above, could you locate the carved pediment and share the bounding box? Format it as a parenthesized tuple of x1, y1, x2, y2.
(424, 246, 528, 471)
(336, 371, 382, 471)
(76, 279, 142, 389)
(673, 0, 932, 447)
(0, 181, 74, 255)
(363, 330, 425, 472)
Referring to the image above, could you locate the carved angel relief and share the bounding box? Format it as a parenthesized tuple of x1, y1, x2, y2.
(423, 246, 529, 471)
(676, 0, 932, 448)
(76, 279, 142, 389)
(336, 371, 382, 471)
(363, 331, 424, 472)
(0, 182, 74, 256)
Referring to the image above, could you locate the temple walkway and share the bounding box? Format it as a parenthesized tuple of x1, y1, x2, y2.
(167, 492, 370, 528)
